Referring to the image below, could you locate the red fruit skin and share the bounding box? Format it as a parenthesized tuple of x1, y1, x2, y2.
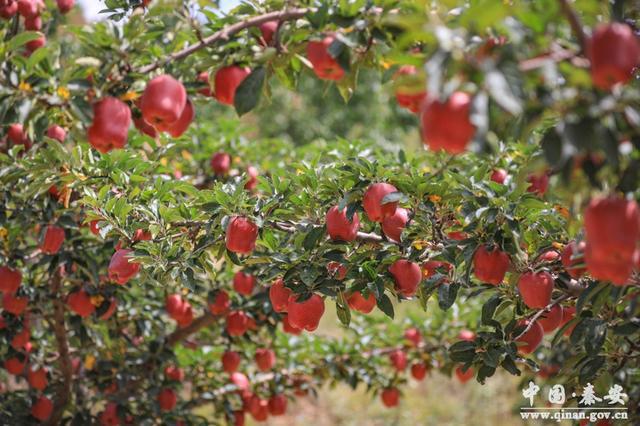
(210, 152, 231, 175)
(226, 311, 250, 336)
(326, 205, 360, 242)
(98, 298, 117, 320)
(18, 0, 38, 18)
(422, 260, 452, 279)
(561, 241, 587, 278)
(3, 292, 28, 315)
(363, 183, 398, 223)
(490, 168, 508, 184)
(526, 172, 549, 196)
(175, 303, 193, 327)
(268, 394, 287, 416)
(166, 294, 185, 318)
(4, 356, 26, 375)
(517, 271, 554, 309)
(287, 294, 325, 332)
(108, 249, 140, 285)
(394, 65, 426, 113)
(133, 116, 158, 138)
(458, 329, 475, 341)
(389, 259, 422, 297)
(24, 14, 41, 30)
(281, 314, 301, 335)
(244, 166, 258, 191)
(233, 410, 245, 426)
(537, 304, 563, 333)
(225, 216, 258, 254)
(133, 229, 152, 242)
(7, 123, 28, 146)
(89, 220, 100, 236)
(99, 402, 120, 426)
(208, 290, 230, 315)
(67, 289, 95, 318)
(589, 23, 640, 90)
(40, 225, 65, 254)
(473, 245, 510, 285)
(230, 372, 249, 392)
(31, 395, 53, 421)
(25, 33, 45, 52)
(388, 349, 407, 371)
(306, 36, 345, 81)
(46, 125, 66, 142)
(166, 99, 194, 138)
(233, 271, 255, 296)
(222, 351, 241, 373)
(421, 92, 475, 154)
(87, 97, 131, 153)
(254, 348, 276, 371)
(560, 306, 577, 337)
(249, 395, 269, 422)
(259, 21, 278, 46)
(404, 327, 422, 346)
(10, 326, 30, 350)
(214, 66, 251, 105)
(381, 207, 409, 242)
(327, 262, 347, 280)
(197, 71, 212, 97)
(410, 362, 428, 381)
(140, 75, 187, 129)
(584, 197, 640, 285)
(346, 290, 376, 314)
(0, 266, 21, 293)
(381, 387, 400, 408)
(538, 250, 559, 262)
(56, 0, 74, 14)
(158, 388, 177, 411)
(28, 366, 47, 390)
(455, 366, 474, 383)
(164, 365, 184, 381)
(0, 2, 18, 19)
(515, 320, 544, 354)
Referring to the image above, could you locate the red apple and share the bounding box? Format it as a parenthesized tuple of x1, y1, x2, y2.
(490, 168, 508, 184)
(244, 166, 258, 191)
(404, 327, 422, 346)
(0, 2, 18, 18)
(56, 0, 74, 14)
(515, 320, 544, 354)
(254, 348, 276, 371)
(589, 23, 640, 90)
(388, 349, 407, 371)
(526, 172, 549, 196)
(225, 216, 258, 254)
(108, 249, 140, 285)
(233, 271, 255, 296)
(281, 314, 302, 335)
(87, 97, 131, 153)
(46, 125, 66, 142)
(561, 241, 587, 278)
(7, 123, 28, 146)
(538, 250, 560, 262)
(287, 293, 325, 332)
(381, 207, 409, 242)
(24, 14, 41, 30)
(458, 329, 475, 341)
(3, 292, 28, 315)
(560, 306, 577, 337)
(222, 351, 241, 373)
(327, 262, 347, 280)
(31, 395, 53, 421)
(27, 366, 47, 390)
(268, 394, 287, 416)
(10, 326, 29, 350)
(346, 290, 376, 314)
(248, 395, 269, 421)
(380, 387, 399, 407)
(166, 98, 194, 138)
(140, 74, 187, 130)
(230, 372, 249, 392)
(158, 388, 177, 411)
(455, 365, 474, 383)
(363, 182, 398, 222)
(197, 71, 212, 97)
(208, 290, 230, 315)
(25, 33, 45, 53)
(133, 115, 158, 138)
(214, 65, 250, 106)
(473, 244, 510, 285)
(210, 152, 231, 175)
(226, 311, 250, 336)
(389, 259, 421, 297)
(537, 304, 563, 333)
(326, 205, 360, 242)
(394, 65, 426, 113)
(67, 289, 95, 318)
(133, 229, 152, 242)
(17, 0, 38, 18)
(306, 36, 345, 81)
(4, 355, 26, 375)
(269, 278, 291, 313)
(99, 402, 120, 426)
(517, 271, 554, 309)
(421, 92, 475, 154)
(410, 362, 428, 381)
(164, 365, 184, 382)
(40, 225, 65, 254)
(0, 266, 21, 293)
(259, 21, 278, 46)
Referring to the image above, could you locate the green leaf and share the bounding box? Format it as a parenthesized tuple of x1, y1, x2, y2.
(234, 67, 266, 116)
(481, 294, 501, 325)
(6, 32, 41, 52)
(377, 294, 394, 319)
(438, 282, 459, 311)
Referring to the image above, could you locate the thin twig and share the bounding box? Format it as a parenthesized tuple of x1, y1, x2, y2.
(558, 0, 587, 52)
(514, 294, 570, 340)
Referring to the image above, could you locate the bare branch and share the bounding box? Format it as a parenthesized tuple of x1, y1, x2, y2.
(514, 294, 570, 341)
(558, 0, 587, 52)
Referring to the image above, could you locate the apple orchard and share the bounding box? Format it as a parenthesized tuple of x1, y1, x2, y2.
(0, 0, 639, 425)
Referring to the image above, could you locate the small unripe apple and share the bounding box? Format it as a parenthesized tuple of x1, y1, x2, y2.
(473, 244, 510, 285)
(165, 98, 194, 138)
(254, 348, 276, 371)
(27, 366, 47, 390)
(225, 216, 258, 254)
(326, 205, 360, 242)
(526, 172, 549, 196)
(589, 23, 640, 90)
(380, 387, 400, 407)
(226, 310, 250, 336)
(158, 388, 177, 411)
(410, 362, 428, 381)
(210, 152, 231, 175)
(388, 349, 407, 371)
(346, 290, 376, 314)
(281, 314, 301, 335)
(222, 350, 241, 373)
(87, 97, 131, 153)
(67, 289, 95, 318)
(244, 166, 258, 191)
(561, 241, 586, 278)
(268, 394, 287, 416)
(455, 365, 474, 383)
(394, 65, 426, 113)
(389, 259, 421, 297)
(56, 0, 74, 14)
(363, 183, 398, 222)
(515, 320, 544, 354)
(140, 75, 187, 130)
(490, 168, 508, 184)
(31, 395, 53, 421)
(259, 21, 278, 46)
(40, 225, 65, 254)
(214, 65, 251, 105)
(537, 304, 563, 333)
(46, 125, 66, 142)
(404, 327, 422, 346)
(517, 271, 554, 309)
(208, 290, 230, 315)
(164, 365, 184, 381)
(108, 249, 140, 285)
(3, 292, 28, 315)
(4, 355, 26, 375)
(306, 36, 345, 81)
(0, 266, 21, 293)
(233, 271, 255, 296)
(381, 207, 409, 242)
(287, 293, 325, 332)
(421, 92, 475, 154)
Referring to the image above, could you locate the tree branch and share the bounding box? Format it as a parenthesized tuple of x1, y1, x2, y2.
(166, 312, 217, 346)
(558, 0, 587, 52)
(514, 294, 570, 340)
(46, 267, 72, 426)
(135, 8, 310, 74)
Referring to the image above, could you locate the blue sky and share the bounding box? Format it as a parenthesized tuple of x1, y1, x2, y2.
(77, 0, 240, 20)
